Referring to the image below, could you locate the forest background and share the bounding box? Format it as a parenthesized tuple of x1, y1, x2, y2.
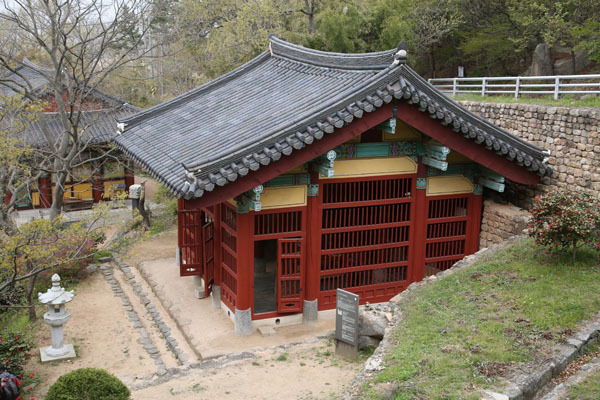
(10, 0, 598, 109)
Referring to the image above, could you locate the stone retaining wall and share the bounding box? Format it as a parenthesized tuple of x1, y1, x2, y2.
(480, 200, 531, 248)
(460, 101, 600, 209)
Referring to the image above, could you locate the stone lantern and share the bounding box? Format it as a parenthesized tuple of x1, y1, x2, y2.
(38, 274, 76, 362)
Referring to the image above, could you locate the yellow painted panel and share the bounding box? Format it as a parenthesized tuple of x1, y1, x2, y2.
(258, 185, 307, 210)
(227, 198, 237, 207)
(73, 183, 93, 200)
(426, 175, 474, 196)
(382, 120, 422, 141)
(32, 191, 40, 207)
(104, 179, 126, 199)
(321, 156, 417, 179)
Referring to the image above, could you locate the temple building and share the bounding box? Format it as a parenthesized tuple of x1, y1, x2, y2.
(1, 58, 136, 210)
(114, 36, 550, 335)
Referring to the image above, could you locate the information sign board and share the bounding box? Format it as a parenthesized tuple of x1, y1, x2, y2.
(335, 288, 359, 347)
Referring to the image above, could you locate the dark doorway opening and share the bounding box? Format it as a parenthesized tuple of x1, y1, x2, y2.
(254, 239, 277, 314)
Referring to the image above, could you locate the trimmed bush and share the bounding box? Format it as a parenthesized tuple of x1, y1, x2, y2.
(0, 331, 32, 376)
(45, 368, 130, 400)
(528, 189, 600, 259)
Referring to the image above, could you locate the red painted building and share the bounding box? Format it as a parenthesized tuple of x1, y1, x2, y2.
(115, 37, 550, 334)
(1, 58, 136, 210)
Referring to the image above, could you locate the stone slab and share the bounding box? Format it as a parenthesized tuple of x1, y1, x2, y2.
(258, 326, 275, 337)
(40, 344, 76, 363)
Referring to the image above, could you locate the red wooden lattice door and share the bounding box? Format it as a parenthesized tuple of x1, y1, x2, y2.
(277, 238, 304, 313)
(178, 209, 204, 276)
(202, 216, 215, 294)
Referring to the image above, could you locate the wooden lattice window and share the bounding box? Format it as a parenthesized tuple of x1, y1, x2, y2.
(254, 210, 302, 236)
(424, 195, 470, 277)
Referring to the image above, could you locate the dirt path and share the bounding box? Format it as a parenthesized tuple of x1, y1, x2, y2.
(25, 229, 361, 400)
(133, 339, 360, 400)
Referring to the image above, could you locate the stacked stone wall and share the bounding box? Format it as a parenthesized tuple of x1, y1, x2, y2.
(460, 101, 600, 209)
(479, 200, 531, 248)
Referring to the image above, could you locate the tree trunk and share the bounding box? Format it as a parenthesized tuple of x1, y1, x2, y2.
(428, 47, 436, 79)
(0, 208, 18, 236)
(49, 170, 67, 219)
(138, 183, 150, 230)
(26, 272, 38, 322)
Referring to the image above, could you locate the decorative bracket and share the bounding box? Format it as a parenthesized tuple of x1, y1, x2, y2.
(315, 150, 336, 177)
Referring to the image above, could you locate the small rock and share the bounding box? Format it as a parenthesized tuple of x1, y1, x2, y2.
(85, 264, 98, 273)
(365, 357, 382, 371)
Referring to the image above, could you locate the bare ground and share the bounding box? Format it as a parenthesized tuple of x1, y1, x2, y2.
(25, 229, 361, 400)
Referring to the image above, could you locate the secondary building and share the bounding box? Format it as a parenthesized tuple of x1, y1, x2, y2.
(1, 58, 136, 210)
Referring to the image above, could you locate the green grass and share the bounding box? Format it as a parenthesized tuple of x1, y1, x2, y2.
(454, 94, 600, 108)
(364, 238, 600, 399)
(568, 370, 600, 399)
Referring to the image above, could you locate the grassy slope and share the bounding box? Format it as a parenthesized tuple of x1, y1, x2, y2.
(569, 370, 600, 399)
(364, 238, 600, 399)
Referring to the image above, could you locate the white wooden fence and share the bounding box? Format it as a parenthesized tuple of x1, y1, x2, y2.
(428, 74, 600, 100)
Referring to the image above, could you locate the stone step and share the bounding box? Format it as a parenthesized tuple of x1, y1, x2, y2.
(258, 326, 275, 337)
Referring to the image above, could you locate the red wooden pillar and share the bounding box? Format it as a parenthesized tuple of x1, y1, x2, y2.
(466, 187, 483, 255)
(235, 211, 253, 335)
(124, 164, 134, 192)
(304, 173, 322, 319)
(211, 203, 223, 308)
(176, 198, 185, 267)
(92, 173, 104, 203)
(409, 158, 427, 284)
(39, 176, 52, 208)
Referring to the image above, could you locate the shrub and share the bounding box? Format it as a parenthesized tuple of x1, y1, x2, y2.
(0, 331, 33, 376)
(45, 368, 130, 400)
(153, 184, 175, 204)
(528, 189, 600, 259)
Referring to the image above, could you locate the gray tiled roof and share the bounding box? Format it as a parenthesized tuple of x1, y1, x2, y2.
(20, 107, 135, 147)
(1, 58, 138, 147)
(114, 36, 551, 199)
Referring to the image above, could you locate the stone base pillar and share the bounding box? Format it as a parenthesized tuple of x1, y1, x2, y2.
(192, 276, 206, 299)
(303, 299, 318, 325)
(234, 307, 252, 336)
(211, 285, 221, 309)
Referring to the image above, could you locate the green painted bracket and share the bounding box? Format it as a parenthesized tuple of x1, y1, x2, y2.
(422, 156, 448, 171)
(245, 185, 264, 201)
(319, 166, 334, 178)
(481, 167, 505, 183)
(479, 177, 505, 192)
(308, 184, 319, 197)
(378, 118, 397, 134)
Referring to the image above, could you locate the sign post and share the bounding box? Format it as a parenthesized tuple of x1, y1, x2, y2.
(335, 288, 359, 359)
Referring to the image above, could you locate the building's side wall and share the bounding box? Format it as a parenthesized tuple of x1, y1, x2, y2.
(460, 101, 600, 209)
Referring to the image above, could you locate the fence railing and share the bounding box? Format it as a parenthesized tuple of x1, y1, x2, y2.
(428, 74, 600, 100)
